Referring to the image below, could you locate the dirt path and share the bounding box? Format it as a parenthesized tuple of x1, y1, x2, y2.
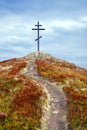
(24, 53, 68, 130)
(37, 77, 68, 130)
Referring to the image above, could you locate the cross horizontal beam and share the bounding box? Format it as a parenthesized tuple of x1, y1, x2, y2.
(32, 28, 45, 30)
(35, 24, 42, 26)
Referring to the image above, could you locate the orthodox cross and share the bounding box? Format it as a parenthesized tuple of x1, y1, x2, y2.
(32, 21, 45, 52)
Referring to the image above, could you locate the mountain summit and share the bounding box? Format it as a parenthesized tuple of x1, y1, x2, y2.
(0, 52, 87, 130)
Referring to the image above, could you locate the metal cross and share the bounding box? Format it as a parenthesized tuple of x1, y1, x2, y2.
(32, 21, 45, 52)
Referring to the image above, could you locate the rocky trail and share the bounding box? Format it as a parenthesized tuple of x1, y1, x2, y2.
(24, 52, 68, 130)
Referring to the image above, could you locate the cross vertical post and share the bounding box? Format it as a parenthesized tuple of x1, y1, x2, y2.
(37, 21, 40, 52)
(32, 21, 45, 52)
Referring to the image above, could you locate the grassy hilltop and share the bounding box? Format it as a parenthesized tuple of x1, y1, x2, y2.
(0, 52, 87, 130)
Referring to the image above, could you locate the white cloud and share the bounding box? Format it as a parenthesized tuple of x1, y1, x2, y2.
(43, 18, 87, 32)
(80, 16, 87, 22)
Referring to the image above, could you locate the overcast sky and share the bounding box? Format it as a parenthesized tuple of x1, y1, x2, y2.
(0, 0, 87, 68)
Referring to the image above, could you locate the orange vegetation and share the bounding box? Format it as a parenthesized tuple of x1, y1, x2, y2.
(35, 60, 87, 83)
(0, 58, 47, 130)
(35, 59, 87, 130)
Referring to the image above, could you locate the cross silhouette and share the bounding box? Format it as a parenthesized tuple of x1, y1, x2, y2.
(32, 21, 45, 52)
